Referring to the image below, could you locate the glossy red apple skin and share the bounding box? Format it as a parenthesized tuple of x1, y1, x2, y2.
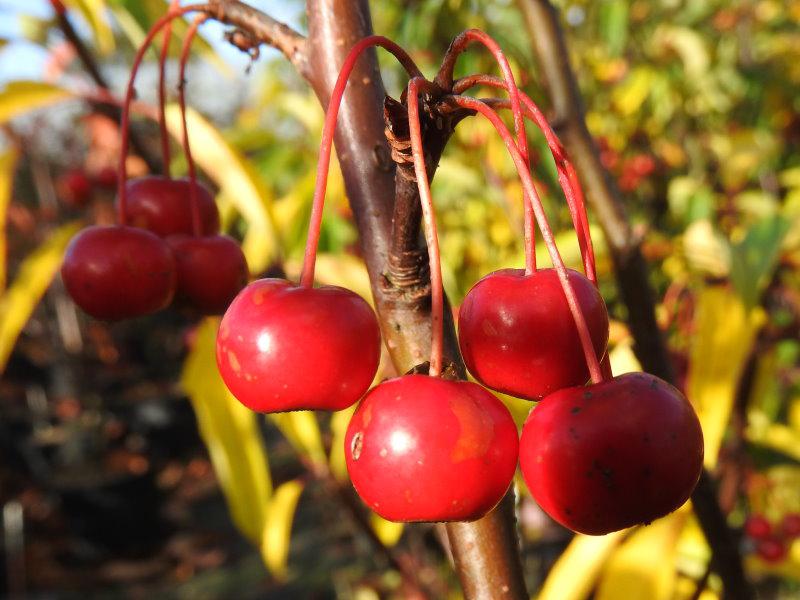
(216, 279, 381, 412)
(345, 375, 519, 523)
(519, 372, 704, 535)
(121, 176, 219, 237)
(61, 225, 176, 320)
(167, 234, 248, 315)
(458, 268, 609, 400)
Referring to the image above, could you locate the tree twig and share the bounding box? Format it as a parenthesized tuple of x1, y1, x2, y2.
(515, 1, 753, 598)
(49, 0, 162, 174)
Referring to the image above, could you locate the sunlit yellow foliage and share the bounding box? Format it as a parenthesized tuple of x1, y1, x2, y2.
(0, 81, 73, 124)
(0, 222, 80, 373)
(181, 318, 271, 544)
(686, 286, 765, 468)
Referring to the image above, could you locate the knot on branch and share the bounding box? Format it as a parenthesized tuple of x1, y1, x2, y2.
(224, 28, 261, 61)
(383, 96, 418, 182)
(384, 250, 430, 295)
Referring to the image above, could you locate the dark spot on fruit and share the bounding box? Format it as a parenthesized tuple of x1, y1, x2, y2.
(569, 427, 579, 440)
(571, 406, 582, 414)
(350, 432, 364, 460)
(670, 432, 678, 441)
(565, 507, 573, 515)
(641, 467, 652, 478)
(583, 391, 593, 400)
(650, 378, 658, 389)
(642, 433, 651, 444)
(586, 470, 594, 479)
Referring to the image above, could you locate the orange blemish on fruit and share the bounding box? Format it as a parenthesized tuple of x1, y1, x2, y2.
(227, 350, 241, 374)
(450, 395, 494, 462)
(252, 287, 268, 305)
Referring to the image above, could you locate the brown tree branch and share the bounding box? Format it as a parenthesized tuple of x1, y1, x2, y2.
(203, 0, 309, 79)
(302, 1, 528, 597)
(515, 1, 753, 598)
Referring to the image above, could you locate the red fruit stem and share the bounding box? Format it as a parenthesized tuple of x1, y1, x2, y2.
(178, 15, 207, 238)
(299, 36, 423, 288)
(156, 0, 180, 177)
(441, 31, 535, 274)
(49, 0, 66, 17)
(117, 5, 199, 225)
(450, 94, 603, 383)
(453, 74, 596, 283)
(407, 77, 446, 378)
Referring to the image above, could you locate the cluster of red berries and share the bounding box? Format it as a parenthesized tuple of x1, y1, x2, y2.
(59, 6, 705, 534)
(61, 176, 247, 320)
(61, 11, 248, 321)
(744, 513, 800, 563)
(212, 32, 705, 534)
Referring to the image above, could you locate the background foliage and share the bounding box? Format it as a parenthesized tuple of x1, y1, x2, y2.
(0, 0, 799, 598)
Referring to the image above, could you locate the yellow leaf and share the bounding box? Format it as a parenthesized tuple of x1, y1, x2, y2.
(260, 479, 304, 580)
(747, 417, 800, 463)
(596, 510, 689, 600)
(0, 81, 74, 124)
(608, 339, 642, 375)
(284, 252, 373, 306)
(612, 68, 653, 116)
(0, 148, 18, 291)
(686, 285, 765, 468)
(268, 412, 327, 468)
(329, 405, 357, 481)
(107, 2, 232, 77)
(369, 512, 404, 547)
(63, 0, 114, 54)
(537, 531, 627, 600)
(653, 26, 709, 77)
(182, 318, 271, 544)
(165, 104, 280, 273)
(0, 222, 80, 373)
(683, 220, 731, 278)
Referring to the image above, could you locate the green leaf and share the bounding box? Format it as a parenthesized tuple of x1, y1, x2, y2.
(260, 479, 304, 580)
(181, 318, 272, 544)
(0, 81, 74, 124)
(599, 0, 629, 57)
(729, 214, 790, 310)
(0, 222, 81, 373)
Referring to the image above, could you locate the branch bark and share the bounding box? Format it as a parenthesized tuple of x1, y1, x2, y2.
(302, 3, 527, 597)
(515, 1, 753, 598)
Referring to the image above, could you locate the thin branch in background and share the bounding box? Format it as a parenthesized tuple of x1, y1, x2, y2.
(49, 0, 162, 174)
(514, 0, 754, 598)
